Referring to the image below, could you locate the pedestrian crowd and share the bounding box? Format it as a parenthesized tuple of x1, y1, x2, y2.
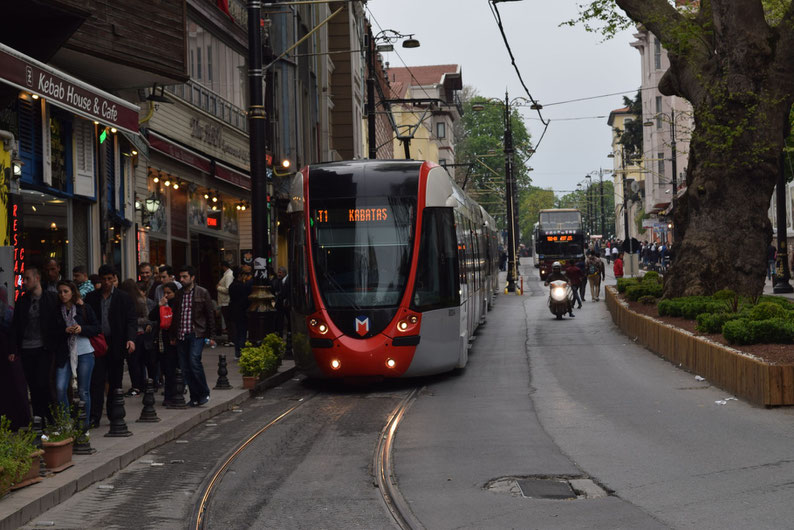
(0, 258, 290, 433)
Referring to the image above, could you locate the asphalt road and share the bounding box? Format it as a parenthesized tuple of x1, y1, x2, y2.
(22, 263, 794, 529)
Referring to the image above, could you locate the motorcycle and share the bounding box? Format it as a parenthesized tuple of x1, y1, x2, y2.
(548, 279, 574, 320)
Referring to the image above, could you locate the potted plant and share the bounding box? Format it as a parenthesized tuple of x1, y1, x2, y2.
(41, 404, 77, 472)
(0, 416, 40, 495)
(238, 337, 283, 389)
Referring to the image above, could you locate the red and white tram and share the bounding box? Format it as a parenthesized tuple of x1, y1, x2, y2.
(287, 160, 499, 378)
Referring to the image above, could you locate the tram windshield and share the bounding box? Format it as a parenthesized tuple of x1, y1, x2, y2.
(310, 196, 416, 308)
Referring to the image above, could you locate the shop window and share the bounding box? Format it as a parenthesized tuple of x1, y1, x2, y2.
(436, 122, 446, 139)
(49, 110, 72, 193)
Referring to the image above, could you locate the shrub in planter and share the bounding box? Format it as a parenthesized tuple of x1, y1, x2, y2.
(757, 296, 794, 311)
(680, 299, 726, 320)
(722, 319, 754, 345)
(626, 282, 663, 301)
(642, 271, 661, 284)
(261, 333, 286, 360)
(42, 404, 76, 472)
(0, 417, 37, 495)
(723, 318, 794, 345)
(696, 312, 742, 334)
(617, 278, 640, 294)
(712, 289, 736, 301)
(239, 340, 280, 379)
(638, 295, 658, 305)
(747, 302, 787, 321)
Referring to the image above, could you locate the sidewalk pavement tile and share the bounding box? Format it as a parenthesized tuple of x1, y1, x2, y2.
(0, 346, 296, 530)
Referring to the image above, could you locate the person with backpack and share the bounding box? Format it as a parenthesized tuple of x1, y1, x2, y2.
(587, 251, 605, 302)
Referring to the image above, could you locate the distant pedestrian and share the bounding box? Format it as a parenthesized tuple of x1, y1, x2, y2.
(587, 252, 605, 302)
(272, 266, 289, 338)
(1, 286, 31, 430)
(84, 265, 137, 428)
(576, 255, 588, 302)
(564, 262, 583, 309)
(614, 252, 625, 280)
(73, 265, 95, 298)
(90, 274, 102, 292)
(137, 262, 159, 302)
(12, 266, 59, 422)
(154, 265, 181, 301)
(42, 258, 62, 294)
(120, 279, 157, 396)
(216, 261, 234, 346)
(170, 265, 215, 407)
(768, 244, 777, 280)
(153, 282, 179, 406)
(53, 281, 99, 427)
(228, 268, 252, 358)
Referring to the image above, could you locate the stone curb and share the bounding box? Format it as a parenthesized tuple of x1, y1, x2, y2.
(0, 364, 297, 530)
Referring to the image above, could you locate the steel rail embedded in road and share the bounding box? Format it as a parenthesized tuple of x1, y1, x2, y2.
(374, 388, 424, 530)
(193, 398, 312, 529)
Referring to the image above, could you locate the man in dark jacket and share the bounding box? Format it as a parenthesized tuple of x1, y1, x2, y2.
(169, 265, 215, 407)
(228, 267, 252, 359)
(11, 266, 59, 421)
(84, 265, 136, 427)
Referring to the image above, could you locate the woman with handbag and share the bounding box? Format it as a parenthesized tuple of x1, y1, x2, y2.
(53, 280, 100, 428)
(150, 282, 179, 406)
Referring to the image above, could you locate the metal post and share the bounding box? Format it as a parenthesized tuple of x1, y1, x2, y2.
(622, 149, 631, 255)
(774, 147, 793, 292)
(366, 32, 377, 159)
(670, 109, 678, 217)
(247, 0, 276, 340)
(504, 91, 517, 293)
(599, 168, 605, 237)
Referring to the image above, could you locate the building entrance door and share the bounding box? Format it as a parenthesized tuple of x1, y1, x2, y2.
(191, 233, 220, 299)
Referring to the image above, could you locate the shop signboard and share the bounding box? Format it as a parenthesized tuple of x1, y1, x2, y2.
(0, 43, 139, 134)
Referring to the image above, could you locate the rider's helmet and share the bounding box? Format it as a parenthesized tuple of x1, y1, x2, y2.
(552, 261, 561, 271)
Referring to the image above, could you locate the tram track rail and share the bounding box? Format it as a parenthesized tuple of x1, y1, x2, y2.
(193, 396, 314, 530)
(374, 387, 424, 530)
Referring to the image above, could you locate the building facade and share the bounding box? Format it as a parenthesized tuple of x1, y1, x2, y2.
(608, 106, 645, 242)
(386, 65, 463, 165)
(630, 26, 692, 234)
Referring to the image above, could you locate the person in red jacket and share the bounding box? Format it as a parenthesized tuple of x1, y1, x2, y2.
(564, 262, 584, 309)
(614, 252, 625, 280)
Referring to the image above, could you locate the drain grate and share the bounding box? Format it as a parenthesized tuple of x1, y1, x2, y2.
(516, 478, 577, 500)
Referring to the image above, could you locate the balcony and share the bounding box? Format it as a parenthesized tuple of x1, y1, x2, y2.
(167, 80, 248, 133)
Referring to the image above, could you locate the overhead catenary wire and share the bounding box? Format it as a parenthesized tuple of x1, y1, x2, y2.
(488, 0, 549, 155)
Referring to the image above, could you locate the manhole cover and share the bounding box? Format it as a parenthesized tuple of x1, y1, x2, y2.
(516, 478, 576, 500)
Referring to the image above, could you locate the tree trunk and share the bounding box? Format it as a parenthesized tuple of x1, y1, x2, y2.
(665, 98, 788, 297)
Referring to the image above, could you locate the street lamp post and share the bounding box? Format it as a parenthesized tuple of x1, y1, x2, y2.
(366, 29, 419, 159)
(774, 150, 794, 293)
(246, 0, 276, 340)
(599, 169, 605, 237)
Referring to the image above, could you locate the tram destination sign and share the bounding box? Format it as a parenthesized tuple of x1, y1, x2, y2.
(314, 207, 390, 224)
(0, 43, 139, 134)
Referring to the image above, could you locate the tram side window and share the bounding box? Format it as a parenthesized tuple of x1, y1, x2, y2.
(455, 211, 467, 285)
(412, 208, 460, 311)
(289, 212, 314, 314)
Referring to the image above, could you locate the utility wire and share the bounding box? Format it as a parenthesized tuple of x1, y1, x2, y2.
(488, 0, 549, 155)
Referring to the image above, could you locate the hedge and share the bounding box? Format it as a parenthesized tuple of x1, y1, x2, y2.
(695, 312, 743, 334)
(722, 318, 794, 345)
(626, 281, 663, 301)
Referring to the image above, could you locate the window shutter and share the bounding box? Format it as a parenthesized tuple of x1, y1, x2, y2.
(17, 97, 41, 182)
(73, 118, 96, 198)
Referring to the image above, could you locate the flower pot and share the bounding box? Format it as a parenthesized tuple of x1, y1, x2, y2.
(10, 450, 44, 490)
(242, 375, 258, 389)
(42, 438, 74, 473)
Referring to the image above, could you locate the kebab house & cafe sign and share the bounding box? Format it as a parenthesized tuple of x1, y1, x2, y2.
(0, 42, 139, 134)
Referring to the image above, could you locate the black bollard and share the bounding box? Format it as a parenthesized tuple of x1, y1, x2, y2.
(214, 354, 232, 390)
(73, 400, 96, 455)
(105, 388, 132, 437)
(166, 368, 188, 409)
(32, 416, 47, 476)
(137, 378, 161, 422)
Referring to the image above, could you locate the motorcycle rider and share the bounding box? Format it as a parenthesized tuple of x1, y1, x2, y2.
(544, 262, 575, 318)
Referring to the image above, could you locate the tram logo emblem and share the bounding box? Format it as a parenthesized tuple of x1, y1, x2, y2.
(355, 316, 370, 336)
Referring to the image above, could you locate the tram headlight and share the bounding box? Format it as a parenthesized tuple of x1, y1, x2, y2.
(308, 316, 330, 335)
(396, 313, 420, 333)
(386, 358, 396, 369)
(330, 359, 341, 370)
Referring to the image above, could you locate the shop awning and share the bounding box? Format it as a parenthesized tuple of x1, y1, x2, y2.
(648, 201, 670, 214)
(214, 161, 251, 191)
(0, 43, 140, 134)
(148, 131, 212, 174)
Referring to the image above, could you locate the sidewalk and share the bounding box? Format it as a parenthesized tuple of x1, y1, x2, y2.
(0, 346, 296, 530)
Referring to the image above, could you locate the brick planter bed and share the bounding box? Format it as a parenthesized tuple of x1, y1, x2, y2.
(605, 286, 794, 407)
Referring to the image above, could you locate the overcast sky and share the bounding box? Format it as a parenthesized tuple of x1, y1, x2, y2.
(366, 0, 640, 197)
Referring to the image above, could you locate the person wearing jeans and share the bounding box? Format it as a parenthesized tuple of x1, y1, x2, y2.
(169, 265, 216, 407)
(53, 280, 100, 428)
